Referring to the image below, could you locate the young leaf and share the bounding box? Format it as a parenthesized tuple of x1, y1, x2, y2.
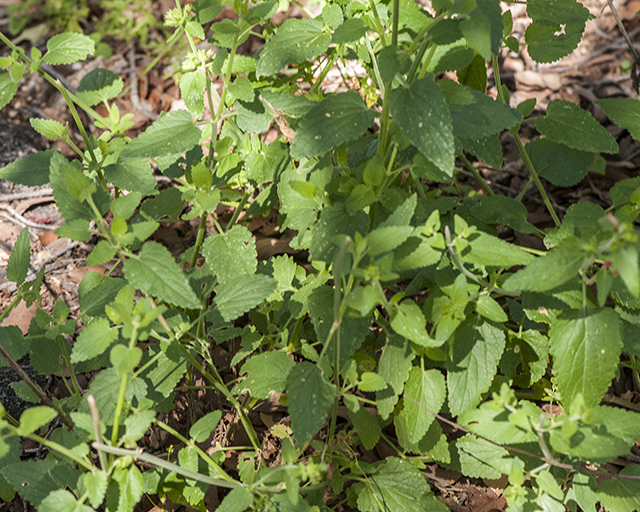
(549, 308, 622, 408)
(29, 118, 65, 141)
(215, 273, 276, 321)
(456, 435, 512, 479)
(534, 100, 618, 154)
(389, 75, 455, 176)
(124, 409, 156, 442)
(17, 406, 57, 436)
(76, 68, 124, 106)
(0, 70, 18, 110)
(180, 68, 206, 119)
(217, 487, 254, 512)
(6, 228, 30, 286)
(241, 351, 295, 399)
(376, 335, 415, 419)
(403, 367, 446, 443)
(322, 3, 343, 29)
(390, 300, 438, 348)
(202, 225, 257, 285)
(287, 362, 336, 447)
(290, 91, 375, 159)
(256, 18, 331, 76)
(70, 317, 119, 363)
(83, 471, 108, 509)
(189, 410, 223, 443)
(43, 32, 95, 65)
(123, 241, 200, 309)
(112, 465, 144, 512)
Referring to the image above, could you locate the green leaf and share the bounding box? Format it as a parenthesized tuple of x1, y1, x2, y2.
(535, 100, 618, 154)
(389, 75, 455, 176)
(1, 459, 71, 506)
(460, 231, 534, 267)
(390, 300, 437, 347)
(0, 149, 59, 186)
(121, 110, 201, 159)
(332, 18, 366, 45)
(461, 134, 503, 168)
(78, 273, 127, 316)
(83, 471, 109, 509)
(17, 406, 57, 436)
(110, 344, 143, 375)
(43, 32, 95, 65)
(359, 372, 387, 392)
(215, 273, 276, 322)
(202, 225, 257, 286)
(470, 195, 536, 234)
(260, 90, 314, 117)
(456, 435, 512, 479)
(217, 487, 254, 512)
(350, 407, 381, 450)
(139, 345, 187, 399)
(70, 317, 118, 363)
(124, 409, 156, 442)
(290, 91, 375, 159)
(460, 0, 504, 60)
(6, 228, 30, 286)
(77, 68, 124, 106)
(596, 98, 640, 143)
(29, 118, 65, 140)
(189, 410, 223, 443)
(457, 53, 488, 93)
(366, 226, 414, 256)
(309, 203, 369, 263)
(357, 458, 447, 512)
(287, 362, 336, 447)
(180, 68, 206, 119)
(376, 335, 415, 419)
(0, 326, 30, 367)
(503, 238, 587, 292)
(123, 241, 200, 309)
(256, 18, 331, 77)
(525, 0, 592, 64)
(459, 398, 539, 444)
(112, 465, 144, 512)
(549, 308, 622, 408)
(447, 320, 506, 416)
(403, 367, 446, 443)
(526, 138, 594, 187)
(0, 70, 18, 110)
(476, 295, 508, 322)
(596, 465, 640, 512)
(241, 351, 295, 399)
(228, 75, 254, 102)
(104, 157, 158, 195)
(322, 3, 343, 29)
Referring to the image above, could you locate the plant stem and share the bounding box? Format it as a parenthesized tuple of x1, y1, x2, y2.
(190, 212, 208, 269)
(57, 334, 82, 400)
(0, 295, 21, 323)
(111, 322, 139, 447)
(226, 188, 251, 232)
(460, 154, 494, 196)
(391, 0, 400, 47)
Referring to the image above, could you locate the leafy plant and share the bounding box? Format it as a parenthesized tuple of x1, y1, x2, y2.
(2, 0, 640, 511)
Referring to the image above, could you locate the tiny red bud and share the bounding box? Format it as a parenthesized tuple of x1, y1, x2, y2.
(603, 261, 612, 269)
(614, 269, 619, 276)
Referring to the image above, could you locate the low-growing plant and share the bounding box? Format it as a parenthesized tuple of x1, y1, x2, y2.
(2, 0, 640, 510)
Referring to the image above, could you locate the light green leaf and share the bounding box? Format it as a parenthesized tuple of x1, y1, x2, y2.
(290, 91, 375, 159)
(29, 118, 65, 140)
(597, 465, 640, 512)
(503, 238, 587, 292)
(390, 301, 437, 347)
(0, 149, 59, 186)
(202, 225, 257, 285)
(526, 137, 594, 187)
(217, 487, 254, 512)
(309, 203, 369, 263)
(596, 98, 640, 143)
(44, 32, 95, 65)
(241, 351, 295, 399)
(535, 100, 618, 154)
(180, 68, 206, 119)
(0, 70, 18, 110)
(121, 110, 201, 159)
(6, 228, 30, 286)
(459, 398, 539, 444)
(256, 18, 331, 76)
(549, 308, 623, 408)
(359, 372, 387, 392)
(322, 3, 343, 29)
(71, 317, 118, 363)
(525, 0, 593, 64)
(124, 409, 156, 442)
(366, 226, 414, 256)
(112, 465, 143, 512)
(332, 18, 366, 44)
(77, 68, 124, 106)
(228, 75, 254, 102)
(456, 435, 512, 479)
(287, 362, 336, 447)
(83, 471, 108, 509)
(447, 320, 506, 416)
(476, 295, 508, 322)
(111, 344, 142, 375)
(105, 157, 159, 195)
(17, 406, 57, 436)
(460, 231, 534, 267)
(38, 489, 93, 512)
(376, 335, 415, 419)
(215, 273, 276, 321)
(189, 410, 223, 443)
(123, 241, 200, 309)
(404, 367, 446, 443)
(389, 75, 455, 176)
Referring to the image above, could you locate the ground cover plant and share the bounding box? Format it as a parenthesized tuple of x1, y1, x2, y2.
(2, 0, 640, 510)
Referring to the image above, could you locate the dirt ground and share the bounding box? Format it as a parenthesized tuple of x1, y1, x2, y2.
(2, 0, 640, 510)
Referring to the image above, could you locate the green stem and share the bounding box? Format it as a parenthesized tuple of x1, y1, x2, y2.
(23, 431, 94, 471)
(417, 43, 438, 80)
(110, 322, 139, 447)
(226, 189, 251, 232)
(216, 34, 240, 125)
(57, 335, 82, 400)
(0, 295, 21, 323)
(460, 154, 494, 196)
(409, 168, 427, 201)
(191, 212, 208, 269)
(368, 0, 387, 46)
(391, 0, 400, 47)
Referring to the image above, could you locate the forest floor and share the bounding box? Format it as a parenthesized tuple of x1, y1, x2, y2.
(1, 0, 640, 510)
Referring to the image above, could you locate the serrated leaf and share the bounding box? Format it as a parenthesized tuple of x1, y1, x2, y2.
(460, 231, 534, 267)
(121, 110, 201, 159)
(390, 300, 437, 347)
(6, 228, 30, 286)
(376, 335, 415, 419)
(447, 320, 506, 416)
(111, 344, 142, 375)
(112, 465, 143, 512)
(43, 32, 94, 65)
(241, 351, 295, 399)
(218, 487, 254, 512)
(256, 18, 331, 76)
(189, 410, 223, 443)
(0, 326, 30, 367)
(104, 157, 158, 195)
(350, 407, 381, 450)
(202, 225, 257, 285)
(596, 98, 640, 143)
(535, 100, 618, 154)
(389, 75, 455, 176)
(525, 0, 592, 64)
(140, 345, 186, 399)
(77, 68, 123, 106)
(71, 317, 118, 363)
(29, 118, 65, 140)
(228, 75, 254, 102)
(456, 435, 512, 479)
(78, 273, 127, 316)
(476, 295, 508, 322)
(470, 195, 536, 234)
(215, 273, 276, 321)
(0, 149, 59, 186)
(17, 406, 57, 436)
(332, 18, 366, 44)
(180, 68, 206, 119)
(83, 471, 108, 509)
(0, 70, 18, 110)
(287, 362, 335, 447)
(366, 226, 414, 256)
(459, 399, 539, 444)
(290, 91, 375, 159)
(359, 372, 387, 392)
(503, 238, 587, 292)
(124, 409, 155, 442)
(460, 0, 503, 60)
(461, 134, 503, 168)
(309, 203, 369, 263)
(448, 88, 522, 139)
(123, 241, 200, 309)
(0, 459, 68, 506)
(596, 465, 640, 512)
(322, 3, 343, 29)
(549, 307, 622, 408)
(528, 136, 595, 187)
(404, 367, 446, 443)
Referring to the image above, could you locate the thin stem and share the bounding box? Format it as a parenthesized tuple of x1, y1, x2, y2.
(87, 395, 108, 471)
(460, 154, 494, 196)
(0, 295, 21, 323)
(409, 168, 427, 201)
(57, 335, 82, 400)
(23, 431, 94, 471)
(215, 34, 240, 126)
(368, 0, 387, 46)
(110, 322, 139, 446)
(391, 0, 400, 47)
(226, 189, 251, 232)
(191, 212, 208, 269)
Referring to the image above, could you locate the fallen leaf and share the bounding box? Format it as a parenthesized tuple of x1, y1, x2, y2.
(2, 298, 37, 335)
